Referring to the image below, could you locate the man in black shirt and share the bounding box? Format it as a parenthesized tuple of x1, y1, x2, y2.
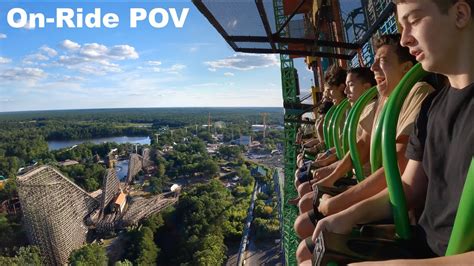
(302, 0, 474, 264)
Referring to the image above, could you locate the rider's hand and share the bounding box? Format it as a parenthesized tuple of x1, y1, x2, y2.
(312, 211, 355, 243)
(317, 194, 333, 216)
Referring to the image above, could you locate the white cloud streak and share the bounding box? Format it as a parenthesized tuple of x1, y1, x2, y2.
(148, 61, 186, 74)
(205, 53, 278, 71)
(0, 67, 46, 80)
(55, 40, 139, 75)
(60, 39, 81, 50)
(147, 61, 162, 66)
(40, 46, 58, 57)
(0, 57, 12, 64)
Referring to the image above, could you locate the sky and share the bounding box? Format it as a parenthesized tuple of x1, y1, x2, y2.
(0, 0, 316, 112)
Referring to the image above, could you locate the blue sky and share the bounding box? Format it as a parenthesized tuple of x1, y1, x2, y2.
(0, 0, 315, 112)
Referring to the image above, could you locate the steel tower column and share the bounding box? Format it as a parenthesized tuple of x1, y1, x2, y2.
(273, 0, 300, 264)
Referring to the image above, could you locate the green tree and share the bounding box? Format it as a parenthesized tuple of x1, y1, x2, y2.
(253, 218, 280, 240)
(254, 204, 273, 218)
(114, 259, 133, 266)
(0, 213, 27, 249)
(199, 159, 219, 178)
(257, 192, 269, 200)
(0, 256, 15, 265)
(16, 246, 43, 266)
(0, 178, 17, 201)
(0, 214, 16, 248)
(136, 227, 159, 265)
(69, 243, 108, 266)
(237, 164, 253, 186)
(0, 246, 42, 266)
(84, 177, 100, 192)
(156, 163, 166, 179)
(149, 177, 164, 195)
(192, 233, 226, 266)
(237, 164, 250, 178)
(218, 146, 241, 160)
(142, 213, 164, 234)
(197, 131, 213, 143)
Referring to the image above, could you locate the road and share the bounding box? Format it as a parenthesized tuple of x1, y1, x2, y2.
(244, 239, 283, 266)
(242, 168, 284, 266)
(245, 153, 283, 169)
(236, 182, 259, 265)
(225, 243, 239, 266)
(226, 156, 284, 266)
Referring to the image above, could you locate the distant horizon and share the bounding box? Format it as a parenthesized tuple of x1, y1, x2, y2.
(0, 106, 285, 114)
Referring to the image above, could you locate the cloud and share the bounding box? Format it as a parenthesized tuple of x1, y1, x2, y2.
(59, 75, 87, 82)
(147, 61, 162, 66)
(169, 64, 186, 71)
(108, 45, 139, 60)
(148, 62, 186, 74)
(54, 40, 139, 75)
(0, 33, 6, 39)
(0, 67, 46, 81)
(77, 43, 139, 60)
(22, 45, 59, 64)
(208, 68, 217, 72)
(58, 55, 121, 75)
(224, 72, 234, 76)
(40, 46, 58, 57)
(23, 54, 48, 65)
(77, 64, 121, 75)
(164, 64, 186, 74)
(60, 39, 81, 50)
(205, 53, 278, 71)
(79, 43, 108, 58)
(58, 55, 86, 65)
(0, 57, 11, 64)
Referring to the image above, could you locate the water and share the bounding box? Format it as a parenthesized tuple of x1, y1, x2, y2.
(115, 159, 129, 182)
(47, 136, 151, 151)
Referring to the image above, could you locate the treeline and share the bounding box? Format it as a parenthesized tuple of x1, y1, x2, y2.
(0, 120, 150, 141)
(45, 123, 149, 141)
(0, 108, 284, 125)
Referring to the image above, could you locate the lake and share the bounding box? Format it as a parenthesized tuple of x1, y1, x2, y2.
(47, 136, 151, 151)
(115, 159, 129, 182)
